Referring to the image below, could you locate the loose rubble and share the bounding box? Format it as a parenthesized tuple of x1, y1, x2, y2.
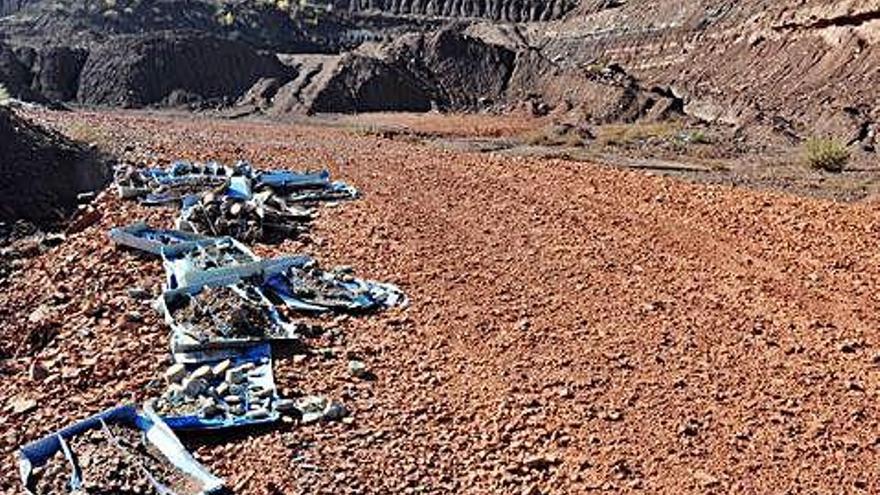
(152, 345, 280, 429)
(17, 158, 405, 493)
(116, 160, 357, 243)
(19, 406, 222, 495)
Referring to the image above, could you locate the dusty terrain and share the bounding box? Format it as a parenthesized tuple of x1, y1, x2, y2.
(2, 109, 880, 494)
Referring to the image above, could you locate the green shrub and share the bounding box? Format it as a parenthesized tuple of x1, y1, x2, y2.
(805, 137, 850, 172)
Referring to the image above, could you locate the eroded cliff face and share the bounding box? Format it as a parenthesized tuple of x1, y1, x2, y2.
(336, 0, 576, 22)
(523, 0, 880, 142)
(1, 0, 878, 144)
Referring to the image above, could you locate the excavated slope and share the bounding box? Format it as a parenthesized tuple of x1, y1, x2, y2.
(336, 0, 576, 22)
(0, 108, 109, 222)
(530, 0, 880, 140)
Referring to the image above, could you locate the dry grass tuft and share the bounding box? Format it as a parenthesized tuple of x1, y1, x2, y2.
(804, 137, 849, 172)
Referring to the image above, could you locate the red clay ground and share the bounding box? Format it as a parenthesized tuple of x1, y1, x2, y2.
(2, 109, 880, 494)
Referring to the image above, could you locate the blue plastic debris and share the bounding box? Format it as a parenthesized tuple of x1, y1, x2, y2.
(160, 282, 300, 354)
(150, 344, 281, 430)
(18, 405, 224, 494)
(256, 169, 330, 189)
(109, 222, 211, 256)
(226, 176, 253, 200)
(161, 236, 260, 290)
(115, 160, 359, 242)
(261, 256, 408, 312)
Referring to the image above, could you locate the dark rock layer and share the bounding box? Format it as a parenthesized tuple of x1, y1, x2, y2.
(0, 108, 109, 222)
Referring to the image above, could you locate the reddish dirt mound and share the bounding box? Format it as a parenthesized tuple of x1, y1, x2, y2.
(1, 109, 878, 494)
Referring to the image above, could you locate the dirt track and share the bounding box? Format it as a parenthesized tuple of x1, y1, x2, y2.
(2, 110, 880, 494)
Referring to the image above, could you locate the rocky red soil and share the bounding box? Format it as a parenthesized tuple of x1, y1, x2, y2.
(2, 109, 880, 494)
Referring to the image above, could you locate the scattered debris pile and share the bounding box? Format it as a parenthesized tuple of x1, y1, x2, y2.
(162, 284, 298, 354)
(17, 159, 406, 493)
(115, 161, 357, 242)
(18, 405, 223, 494)
(152, 344, 284, 429)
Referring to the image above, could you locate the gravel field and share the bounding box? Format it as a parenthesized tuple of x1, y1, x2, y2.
(2, 110, 880, 494)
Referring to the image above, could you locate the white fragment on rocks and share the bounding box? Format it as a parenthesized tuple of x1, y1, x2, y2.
(164, 363, 186, 384)
(11, 397, 37, 414)
(245, 408, 269, 420)
(200, 397, 222, 417)
(215, 382, 229, 396)
(347, 360, 368, 379)
(297, 395, 328, 424)
(190, 365, 212, 381)
(224, 395, 242, 405)
(212, 359, 231, 377)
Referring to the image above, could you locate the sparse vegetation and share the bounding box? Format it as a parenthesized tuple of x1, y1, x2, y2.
(597, 122, 680, 147)
(66, 121, 110, 148)
(522, 123, 592, 147)
(679, 130, 711, 144)
(804, 137, 849, 172)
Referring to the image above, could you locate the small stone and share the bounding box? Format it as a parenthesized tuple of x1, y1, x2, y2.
(522, 483, 541, 495)
(848, 380, 865, 392)
(679, 420, 700, 437)
(840, 342, 858, 353)
(212, 359, 231, 377)
(126, 311, 144, 323)
(29, 361, 48, 382)
(164, 364, 186, 384)
(245, 408, 270, 420)
(296, 395, 327, 414)
(224, 395, 242, 405)
(11, 398, 37, 414)
(127, 287, 151, 300)
(604, 410, 623, 422)
(215, 382, 229, 396)
(694, 471, 720, 487)
(323, 401, 348, 421)
(524, 454, 558, 471)
(182, 377, 207, 397)
(301, 412, 323, 424)
(275, 398, 296, 413)
(516, 318, 530, 331)
(190, 365, 212, 381)
(28, 305, 49, 324)
(347, 360, 369, 379)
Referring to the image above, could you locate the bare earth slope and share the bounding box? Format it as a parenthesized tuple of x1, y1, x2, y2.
(1, 110, 879, 493)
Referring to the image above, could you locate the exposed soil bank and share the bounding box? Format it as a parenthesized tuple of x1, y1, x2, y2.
(0, 107, 109, 223)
